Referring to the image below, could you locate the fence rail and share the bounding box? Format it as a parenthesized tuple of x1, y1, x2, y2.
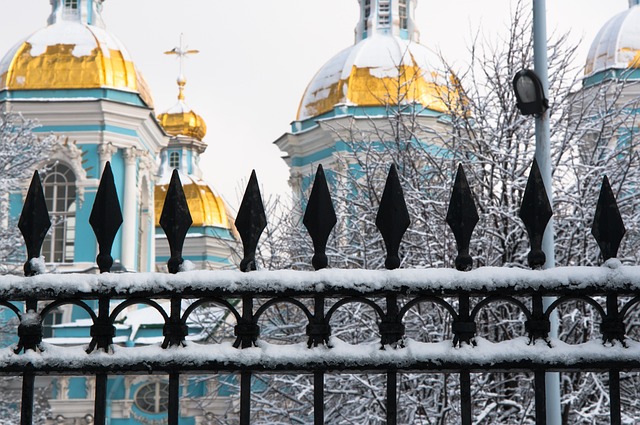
(4, 160, 637, 424)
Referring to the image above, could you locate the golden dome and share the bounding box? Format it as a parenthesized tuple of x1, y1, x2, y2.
(157, 104, 207, 141)
(585, 4, 640, 77)
(157, 78, 207, 141)
(0, 20, 153, 107)
(297, 35, 452, 121)
(154, 172, 230, 229)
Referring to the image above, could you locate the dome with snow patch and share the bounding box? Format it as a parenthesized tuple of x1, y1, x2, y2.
(297, 36, 450, 121)
(297, 0, 453, 121)
(585, 1, 640, 78)
(157, 78, 207, 141)
(0, 0, 154, 107)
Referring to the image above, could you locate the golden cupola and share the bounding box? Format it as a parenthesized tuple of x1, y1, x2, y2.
(157, 76, 207, 141)
(0, 0, 153, 107)
(297, 0, 451, 121)
(585, 1, 640, 78)
(155, 36, 230, 231)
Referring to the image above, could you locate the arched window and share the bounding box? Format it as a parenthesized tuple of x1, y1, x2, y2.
(42, 164, 76, 263)
(169, 151, 180, 169)
(63, 0, 80, 18)
(135, 382, 169, 414)
(399, 0, 408, 30)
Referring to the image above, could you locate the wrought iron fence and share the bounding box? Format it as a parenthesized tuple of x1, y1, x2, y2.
(3, 160, 639, 425)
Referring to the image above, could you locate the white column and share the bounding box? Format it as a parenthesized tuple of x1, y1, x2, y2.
(121, 147, 138, 271)
(97, 142, 117, 176)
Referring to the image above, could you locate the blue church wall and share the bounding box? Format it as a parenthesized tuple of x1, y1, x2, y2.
(107, 376, 126, 400)
(109, 150, 125, 265)
(583, 68, 640, 87)
(53, 325, 90, 338)
(74, 189, 97, 263)
(79, 144, 99, 179)
(292, 106, 442, 133)
(155, 253, 233, 266)
(68, 377, 87, 399)
(9, 192, 22, 220)
(0, 89, 147, 108)
(186, 150, 194, 174)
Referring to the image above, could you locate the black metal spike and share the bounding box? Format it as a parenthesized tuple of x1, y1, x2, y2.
(519, 159, 553, 269)
(446, 164, 479, 271)
(236, 170, 267, 272)
(592, 175, 625, 261)
(303, 165, 337, 270)
(89, 162, 123, 273)
(18, 171, 51, 276)
(376, 164, 410, 270)
(159, 170, 193, 274)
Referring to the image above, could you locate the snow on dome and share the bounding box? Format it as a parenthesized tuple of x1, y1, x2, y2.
(157, 100, 207, 141)
(585, 5, 640, 77)
(297, 34, 452, 121)
(154, 169, 230, 229)
(0, 20, 154, 107)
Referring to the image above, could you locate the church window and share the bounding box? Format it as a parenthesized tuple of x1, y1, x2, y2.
(364, 0, 371, 31)
(42, 309, 63, 339)
(399, 0, 408, 30)
(378, 0, 390, 27)
(169, 151, 180, 169)
(135, 382, 169, 414)
(63, 0, 80, 18)
(42, 164, 76, 263)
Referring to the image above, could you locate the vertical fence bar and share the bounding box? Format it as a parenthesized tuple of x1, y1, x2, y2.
(313, 294, 326, 425)
(94, 374, 108, 425)
(169, 372, 180, 424)
(534, 370, 547, 425)
(314, 370, 324, 425)
(239, 294, 254, 425)
(460, 371, 472, 425)
(20, 299, 38, 425)
(609, 369, 621, 425)
(457, 295, 473, 425)
(240, 371, 251, 425)
(20, 372, 34, 425)
(386, 371, 397, 425)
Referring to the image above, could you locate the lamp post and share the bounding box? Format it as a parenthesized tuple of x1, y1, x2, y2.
(513, 0, 561, 423)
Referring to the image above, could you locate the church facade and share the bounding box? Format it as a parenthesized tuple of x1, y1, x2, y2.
(0, 1, 237, 423)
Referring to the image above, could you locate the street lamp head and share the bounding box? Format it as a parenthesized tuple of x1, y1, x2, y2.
(512, 69, 548, 116)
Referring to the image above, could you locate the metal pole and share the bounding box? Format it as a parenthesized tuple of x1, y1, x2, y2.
(532, 0, 561, 423)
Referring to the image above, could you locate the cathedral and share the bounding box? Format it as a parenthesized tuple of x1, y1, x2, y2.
(0, 0, 237, 423)
(275, 0, 454, 199)
(0, 0, 639, 423)
(1, 0, 237, 275)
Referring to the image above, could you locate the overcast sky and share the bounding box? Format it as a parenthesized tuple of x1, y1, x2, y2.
(0, 0, 632, 210)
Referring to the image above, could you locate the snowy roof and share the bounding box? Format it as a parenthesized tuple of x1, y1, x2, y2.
(585, 4, 640, 76)
(297, 34, 449, 121)
(0, 260, 638, 297)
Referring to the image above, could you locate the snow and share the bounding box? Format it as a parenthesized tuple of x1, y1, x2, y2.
(298, 34, 443, 120)
(2, 264, 640, 297)
(1, 337, 638, 373)
(2, 265, 640, 371)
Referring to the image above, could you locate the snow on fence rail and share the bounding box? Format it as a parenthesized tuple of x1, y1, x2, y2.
(6, 161, 637, 425)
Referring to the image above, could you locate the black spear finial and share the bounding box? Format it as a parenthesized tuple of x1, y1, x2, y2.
(18, 171, 51, 276)
(89, 162, 123, 273)
(519, 159, 553, 269)
(235, 170, 267, 272)
(159, 170, 193, 274)
(446, 164, 479, 271)
(303, 165, 337, 270)
(592, 175, 625, 262)
(376, 164, 410, 270)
